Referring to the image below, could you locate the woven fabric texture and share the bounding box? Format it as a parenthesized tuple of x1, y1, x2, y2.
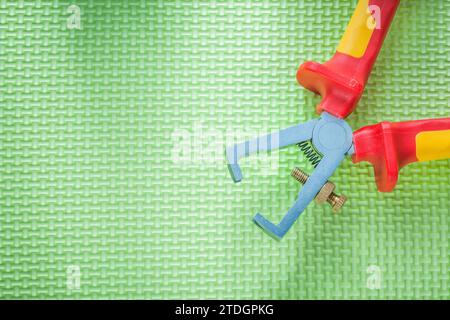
(0, 0, 448, 299)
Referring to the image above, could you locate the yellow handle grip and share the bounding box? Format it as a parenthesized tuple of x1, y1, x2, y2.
(416, 130, 450, 162)
(337, 0, 375, 58)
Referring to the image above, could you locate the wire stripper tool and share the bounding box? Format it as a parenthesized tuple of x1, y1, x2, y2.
(226, 0, 450, 239)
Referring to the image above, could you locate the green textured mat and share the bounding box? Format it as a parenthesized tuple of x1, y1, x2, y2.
(0, 0, 449, 299)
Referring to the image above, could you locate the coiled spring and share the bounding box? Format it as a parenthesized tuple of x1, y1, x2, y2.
(297, 140, 322, 168)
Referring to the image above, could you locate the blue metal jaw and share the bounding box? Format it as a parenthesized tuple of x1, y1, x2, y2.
(226, 112, 354, 239)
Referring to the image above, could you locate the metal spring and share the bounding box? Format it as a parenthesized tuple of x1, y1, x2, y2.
(297, 140, 322, 168)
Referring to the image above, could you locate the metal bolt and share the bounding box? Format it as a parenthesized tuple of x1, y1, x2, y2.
(291, 167, 347, 213)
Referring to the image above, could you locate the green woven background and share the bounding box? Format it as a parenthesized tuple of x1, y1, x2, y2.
(0, 0, 449, 299)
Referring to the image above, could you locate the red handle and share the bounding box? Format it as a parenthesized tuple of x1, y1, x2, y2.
(352, 117, 450, 192)
(297, 0, 400, 118)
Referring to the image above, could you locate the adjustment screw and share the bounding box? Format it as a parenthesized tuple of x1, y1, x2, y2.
(291, 167, 347, 213)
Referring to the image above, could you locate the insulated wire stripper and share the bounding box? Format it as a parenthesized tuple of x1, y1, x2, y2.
(225, 0, 450, 239)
